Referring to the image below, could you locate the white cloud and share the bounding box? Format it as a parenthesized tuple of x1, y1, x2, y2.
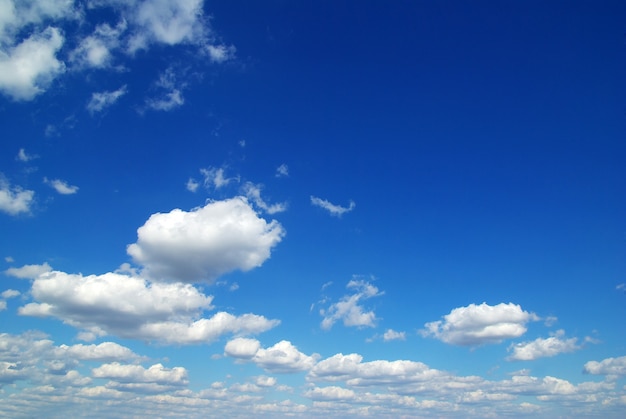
(304, 386, 356, 401)
(320, 279, 383, 330)
(200, 167, 238, 189)
(205, 44, 235, 63)
(225, 338, 319, 373)
(275, 164, 289, 178)
(383, 329, 406, 342)
(145, 67, 185, 111)
(4, 262, 51, 279)
(310, 196, 355, 217)
(44, 177, 79, 194)
(0, 178, 35, 215)
(1, 289, 20, 298)
(87, 85, 128, 114)
(308, 353, 443, 387)
(186, 177, 199, 192)
(421, 302, 539, 346)
(59, 342, 143, 362)
(507, 330, 581, 361)
(584, 356, 626, 377)
(16, 148, 37, 162)
(0, 26, 65, 101)
(128, 0, 205, 52)
(127, 197, 285, 283)
(15, 268, 278, 345)
(70, 20, 127, 69)
(92, 362, 188, 393)
(244, 182, 287, 214)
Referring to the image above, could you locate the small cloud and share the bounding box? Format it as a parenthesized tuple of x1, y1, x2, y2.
(200, 167, 239, 190)
(16, 148, 38, 162)
(616, 283, 625, 293)
(507, 330, 581, 361)
(275, 164, 289, 178)
(87, 85, 127, 114)
(229, 283, 240, 291)
(186, 178, 199, 192)
(544, 316, 558, 327)
(205, 44, 236, 63)
(5, 256, 14, 263)
(310, 196, 355, 217)
(320, 278, 383, 330)
(44, 177, 79, 195)
(244, 182, 287, 214)
(383, 329, 406, 341)
(145, 67, 186, 112)
(239, 140, 246, 148)
(0, 178, 35, 215)
(1, 289, 20, 299)
(5, 263, 52, 279)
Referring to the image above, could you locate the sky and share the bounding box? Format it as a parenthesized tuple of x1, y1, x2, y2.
(1, 0, 626, 417)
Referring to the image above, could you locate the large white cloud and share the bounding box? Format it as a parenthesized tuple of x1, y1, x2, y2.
(225, 338, 319, 373)
(127, 197, 285, 283)
(507, 330, 581, 361)
(0, 26, 65, 100)
(421, 302, 539, 346)
(10, 267, 278, 345)
(320, 279, 383, 330)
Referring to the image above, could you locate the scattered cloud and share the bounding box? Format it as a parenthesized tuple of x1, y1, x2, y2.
(145, 67, 186, 111)
(205, 44, 236, 63)
(1, 289, 20, 299)
(320, 279, 383, 330)
(44, 177, 79, 195)
(310, 196, 355, 217)
(69, 20, 127, 69)
(186, 177, 200, 192)
(4, 262, 52, 279)
(92, 362, 188, 393)
(275, 164, 289, 178)
(0, 178, 35, 215)
(421, 302, 539, 346)
(243, 182, 287, 214)
(16, 148, 38, 162)
(127, 197, 285, 283)
(225, 338, 319, 373)
(87, 85, 128, 114)
(200, 167, 239, 189)
(584, 356, 626, 377)
(383, 329, 406, 341)
(507, 330, 581, 361)
(10, 267, 278, 345)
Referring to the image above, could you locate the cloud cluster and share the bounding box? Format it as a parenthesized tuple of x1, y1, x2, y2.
(507, 330, 581, 361)
(8, 266, 278, 345)
(127, 197, 285, 283)
(421, 302, 539, 346)
(225, 338, 319, 373)
(584, 356, 626, 377)
(320, 279, 383, 330)
(0, 0, 234, 102)
(310, 196, 355, 217)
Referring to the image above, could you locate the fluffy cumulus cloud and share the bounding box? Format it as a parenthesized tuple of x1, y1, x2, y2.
(92, 362, 188, 393)
(44, 177, 79, 194)
(127, 197, 285, 283)
(70, 20, 127, 69)
(8, 267, 278, 345)
(584, 356, 626, 377)
(0, 177, 35, 215)
(87, 85, 128, 114)
(320, 279, 383, 330)
(0, 13, 63, 99)
(421, 302, 539, 346)
(310, 196, 355, 217)
(507, 330, 581, 361)
(225, 338, 319, 373)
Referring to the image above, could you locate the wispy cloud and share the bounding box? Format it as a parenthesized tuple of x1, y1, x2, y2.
(320, 278, 383, 330)
(87, 85, 128, 114)
(16, 148, 38, 162)
(44, 177, 79, 195)
(311, 196, 355, 217)
(275, 164, 289, 178)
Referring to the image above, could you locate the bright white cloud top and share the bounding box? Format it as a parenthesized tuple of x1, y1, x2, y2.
(1, 1, 624, 418)
(127, 197, 285, 283)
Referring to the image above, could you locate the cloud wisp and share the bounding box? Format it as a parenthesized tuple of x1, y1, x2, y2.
(311, 196, 355, 217)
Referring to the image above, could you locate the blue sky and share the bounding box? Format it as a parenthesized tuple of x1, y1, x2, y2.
(1, 1, 625, 417)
